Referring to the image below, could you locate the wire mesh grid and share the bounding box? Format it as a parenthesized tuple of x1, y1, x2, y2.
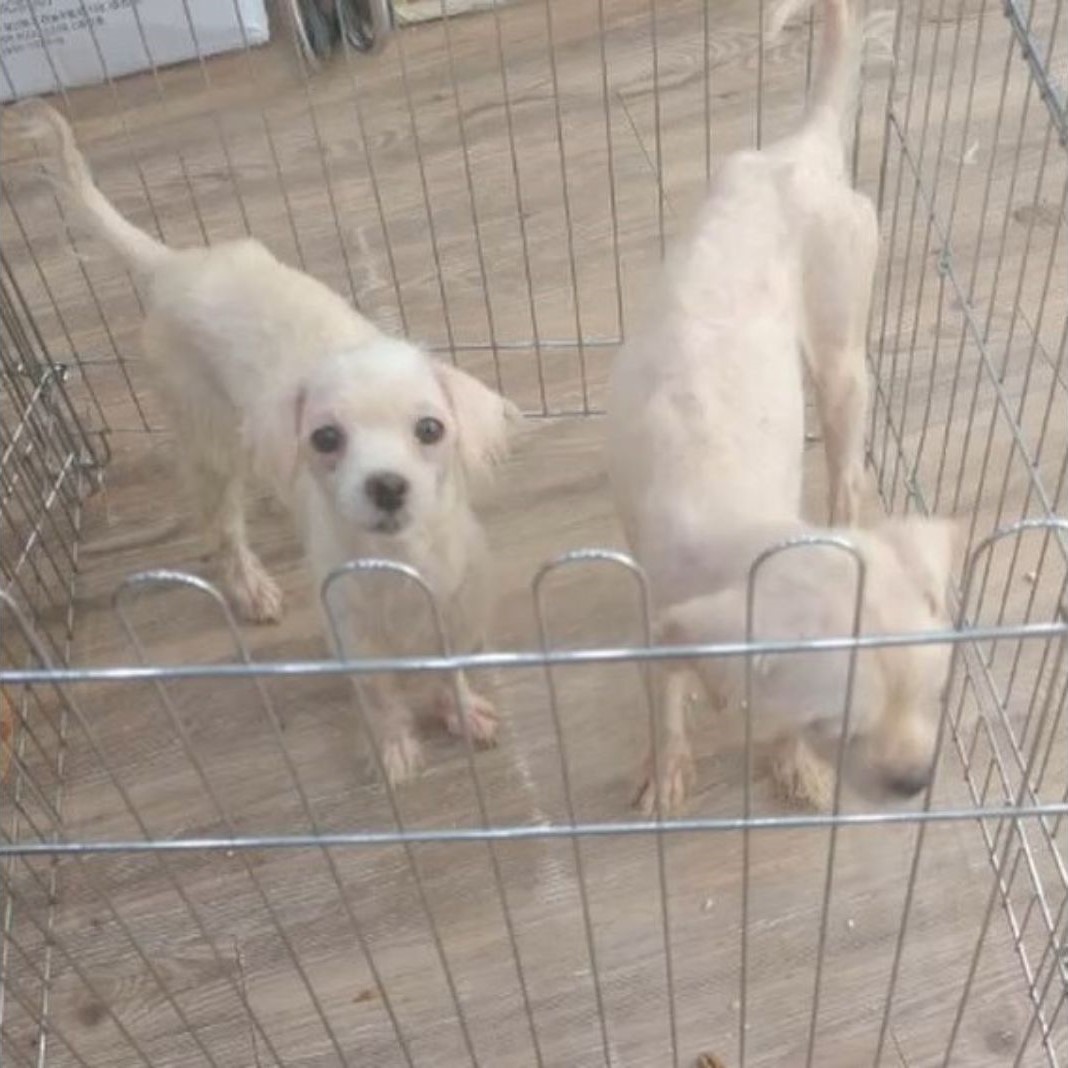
(0, 0, 1065, 1065)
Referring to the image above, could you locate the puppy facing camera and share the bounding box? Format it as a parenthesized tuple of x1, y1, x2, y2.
(13, 99, 518, 787)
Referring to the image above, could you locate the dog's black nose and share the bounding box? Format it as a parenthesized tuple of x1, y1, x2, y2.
(884, 766, 932, 798)
(365, 472, 409, 513)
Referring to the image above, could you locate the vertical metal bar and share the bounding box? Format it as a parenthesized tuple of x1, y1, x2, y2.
(2, 253, 107, 471)
(113, 581, 351, 1065)
(0, 873, 155, 1068)
(980, 175, 1068, 650)
(437, 0, 504, 391)
(533, 552, 675, 1067)
(962, 146, 1061, 571)
(877, 0, 945, 499)
(931, 13, 1021, 511)
(802, 550, 866, 1068)
(1002, 370, 1068, 705)
(947, 10, 1044, 524)
(123, 570, 418, 1066)
(874, 521, 1068, 1064)
(908, 0, 991, 492)
(392, 26, 460, 355)
(882, 0, 957, 514)
(703, 0, 713, 184)
(739, 579, 755, 1067)
(168, 0, 255, 237)
(543, 0, 591, 410)
(0, 593, 287, 1068)
(6, 104, 149, 431)
(320, 562, 483, 1066)
(941, 650, 1067, 1065)
(993, 135, 1064, 398)
(126, 0, 238, 247)
(21, 10, 151, 436)
(848, 0, 868, 186)
(489, 0, 548, 408)
(0, 931, 102, 1068)
(870, 0, 928, 472)
(1011, 894, 1068, 1066)
(1005, 0, 1068, 142)
(333, 17, 411, 332)
(67, 0, 170, 247)
(326, 557, 546, 1065)
(1, 255, 99, 1068)
(0, 188, 109, 434)
(225, 0, 312, 270)
(597, 0, 626, 342)
(741, 538, 866, 1067)
(755, 0, 765, 149)
(0, 698, 59, 793)
(650, 0, 666, 257)
(268, 2, 365, 308)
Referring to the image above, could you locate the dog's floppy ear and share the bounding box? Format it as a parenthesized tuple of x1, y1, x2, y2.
(875, 516, 959, 617)
(434, 361, 521, 488)
(248, 383, 307, 495)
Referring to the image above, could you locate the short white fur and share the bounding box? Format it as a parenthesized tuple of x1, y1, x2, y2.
(606, 0, 957, 814)
(13, 101, 519, 785)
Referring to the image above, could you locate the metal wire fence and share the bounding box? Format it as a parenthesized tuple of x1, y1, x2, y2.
(0, 0, 1066, 1065)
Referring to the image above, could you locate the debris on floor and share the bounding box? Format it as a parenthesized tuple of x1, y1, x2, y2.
(695, 1053, 729, 1068)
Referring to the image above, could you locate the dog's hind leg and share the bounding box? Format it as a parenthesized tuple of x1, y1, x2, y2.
(800, 190, 878, 526)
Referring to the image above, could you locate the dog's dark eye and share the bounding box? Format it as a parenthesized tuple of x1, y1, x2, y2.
(414, 416, 445, 445)
(310, 424, 344, 454)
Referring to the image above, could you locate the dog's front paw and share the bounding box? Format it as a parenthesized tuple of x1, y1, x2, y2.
(770, 736, 835, 811)
(635, 748, 694, 818)
(381, 732, 425, 787)
(435, 688, 499, 748)
(227, 560, 284, 624)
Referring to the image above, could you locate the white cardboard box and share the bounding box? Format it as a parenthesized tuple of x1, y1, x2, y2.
(1, 1, 270, 102)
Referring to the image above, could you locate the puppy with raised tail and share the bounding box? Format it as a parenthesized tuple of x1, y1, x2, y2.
(12, 101, 518, 785)
(607, 0, 956, 814)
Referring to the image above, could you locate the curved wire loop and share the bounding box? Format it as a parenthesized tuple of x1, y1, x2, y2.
(112, 569, 421, 1062)
(321, 555, 543, 1062)
(531, 547, 675, 1065)
(739, 534, 866, 1063)
(876, 516, 1068, 1061)
(0, 586, 291, 1068)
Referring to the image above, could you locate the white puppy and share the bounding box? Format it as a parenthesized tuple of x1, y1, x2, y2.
(607, 0, 956, 813)
(14, 101, 518, 785)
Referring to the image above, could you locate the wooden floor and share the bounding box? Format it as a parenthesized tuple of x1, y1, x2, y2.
(1, 1, 1066, 1066)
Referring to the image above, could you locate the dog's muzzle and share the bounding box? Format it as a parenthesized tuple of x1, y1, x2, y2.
(882, 765, 933, 798)
(369, 512, 409, 535)
(364, 472, 413, 534)
(366, 471, 409, 512)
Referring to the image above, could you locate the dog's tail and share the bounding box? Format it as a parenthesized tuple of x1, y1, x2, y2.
(768, 0, 860, 136)
(7, 100, 169, 275)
